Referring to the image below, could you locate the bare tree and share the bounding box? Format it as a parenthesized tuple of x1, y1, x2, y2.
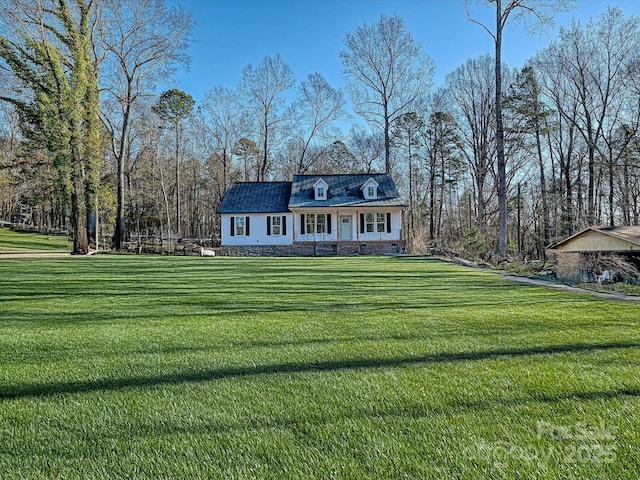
(240, 54, 295, 181)
(340, 14, 434, 173)
(232, 137, 260, 182)
(98, 0, 192, 250)
(290, 73, 347, 173)
(348, 126, 385, 174)
(199, 86, 247, 193)
(392, 112, 425, 234)
(530, 48, 582, 237)
(446, 55, 496, 241)
(534, 6, 640, 227)
(120, 102, 164, 251)
(423, 104, 461, 241)
(466, 0, 574, 255)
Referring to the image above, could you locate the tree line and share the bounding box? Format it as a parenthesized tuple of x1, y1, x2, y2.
(1, 0, 639, 260)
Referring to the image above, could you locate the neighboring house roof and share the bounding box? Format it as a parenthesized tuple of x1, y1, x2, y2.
(288, 174, 406, 208)
(218, 182, 292, 214)
(547, 226, 640, 252)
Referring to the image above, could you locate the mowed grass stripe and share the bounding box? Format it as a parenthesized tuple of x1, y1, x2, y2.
(0, 255, 639, 479)
(0, 228, 71, 252)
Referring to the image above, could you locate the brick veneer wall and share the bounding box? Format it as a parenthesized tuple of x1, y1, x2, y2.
(218, 240, 405, 257)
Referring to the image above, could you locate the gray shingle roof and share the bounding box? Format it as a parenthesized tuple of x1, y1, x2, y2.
(288, 174, 406, 208)
(218, 182, 292, 214)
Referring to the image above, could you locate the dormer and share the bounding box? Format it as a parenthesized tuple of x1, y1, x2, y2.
(314, 178, 329, 200)
(361, 177, 379, 200)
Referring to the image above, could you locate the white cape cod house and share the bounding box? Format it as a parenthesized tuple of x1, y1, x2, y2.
(218, 174, 406, 255)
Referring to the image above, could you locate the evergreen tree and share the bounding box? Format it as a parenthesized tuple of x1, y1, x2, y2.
(505, 66, 552, 246)
(152, 88, 194, 240)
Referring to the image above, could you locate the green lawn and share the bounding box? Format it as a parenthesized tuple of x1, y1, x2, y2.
(0, 227, 71, 252)
(0, 255, 638, 479)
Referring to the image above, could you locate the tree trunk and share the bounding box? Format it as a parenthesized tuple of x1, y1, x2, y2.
(261, 113, 269, 181)
(437, 149, 446, 238)
(71, 145, 89, 255)
(476, 174, 487, 238)
(408, 140, 414, 233)
(495, 0, 508, 256)
(622, 157, 631, 225)
(175, 123, 181, 239)
(113, 91, 133, 251)
(534, 128, 551, 245)
(384, 103, 391, 173)
(157, 156, 172, 252)
(429, 152, 436, 240)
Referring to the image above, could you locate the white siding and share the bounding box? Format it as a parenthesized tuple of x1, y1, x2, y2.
(357, 209, 402, 241)
(294, 211, 338, 242)
(220, 213, 293, 246)
(292, 208, 403, 242)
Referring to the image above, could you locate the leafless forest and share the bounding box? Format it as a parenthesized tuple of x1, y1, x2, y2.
(1, 0, 639, 259)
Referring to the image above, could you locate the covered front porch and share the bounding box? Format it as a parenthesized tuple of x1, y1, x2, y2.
(290, 208, 404, 243)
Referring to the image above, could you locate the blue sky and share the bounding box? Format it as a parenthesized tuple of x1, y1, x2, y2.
(166, 0, 640, 104)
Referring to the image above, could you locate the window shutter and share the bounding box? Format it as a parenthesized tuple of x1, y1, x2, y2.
(230, 216, 235, 236)
(301, 214, 305, 234)
(386, 213, 392, 233)
(267, 216, 271, 235)
(245, 216, 250, 236)
(360, 214, 365, 234)
(327, 214, 332, 234)
(282, 216, 287, 235)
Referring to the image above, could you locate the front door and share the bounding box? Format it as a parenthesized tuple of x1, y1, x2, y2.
(339, 215, 353, 240)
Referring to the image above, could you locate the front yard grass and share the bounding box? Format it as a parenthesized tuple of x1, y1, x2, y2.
(0, 255, 638, 479)
(0, 227, 71, 253)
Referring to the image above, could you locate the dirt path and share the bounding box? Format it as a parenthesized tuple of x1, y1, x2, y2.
(501, 274, 640, 303)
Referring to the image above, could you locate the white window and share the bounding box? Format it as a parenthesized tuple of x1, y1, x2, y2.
(271, 216, 281, 235)
(267, 216, 286, 236)
(235, 216, 245, 236)
(306, 214, 315, 234)
(362, 178, 379, 199)
(365, 213, 375, 233)
(364, 212, 387, 233)
(304, 213, 330, 235)
(314, 179, 329, 200)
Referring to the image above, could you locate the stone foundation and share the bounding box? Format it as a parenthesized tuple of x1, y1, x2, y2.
(218, 240, 405, 257)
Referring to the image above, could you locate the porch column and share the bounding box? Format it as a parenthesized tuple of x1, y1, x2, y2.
(292, 211, 297, 242)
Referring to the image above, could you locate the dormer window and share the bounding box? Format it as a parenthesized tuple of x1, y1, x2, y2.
(314, 178, 329, 200)
(361, 178, 379, 200)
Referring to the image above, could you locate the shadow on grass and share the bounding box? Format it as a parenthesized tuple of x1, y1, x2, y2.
(1, 288, 584, 326)
(2, 341, 639, 401)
